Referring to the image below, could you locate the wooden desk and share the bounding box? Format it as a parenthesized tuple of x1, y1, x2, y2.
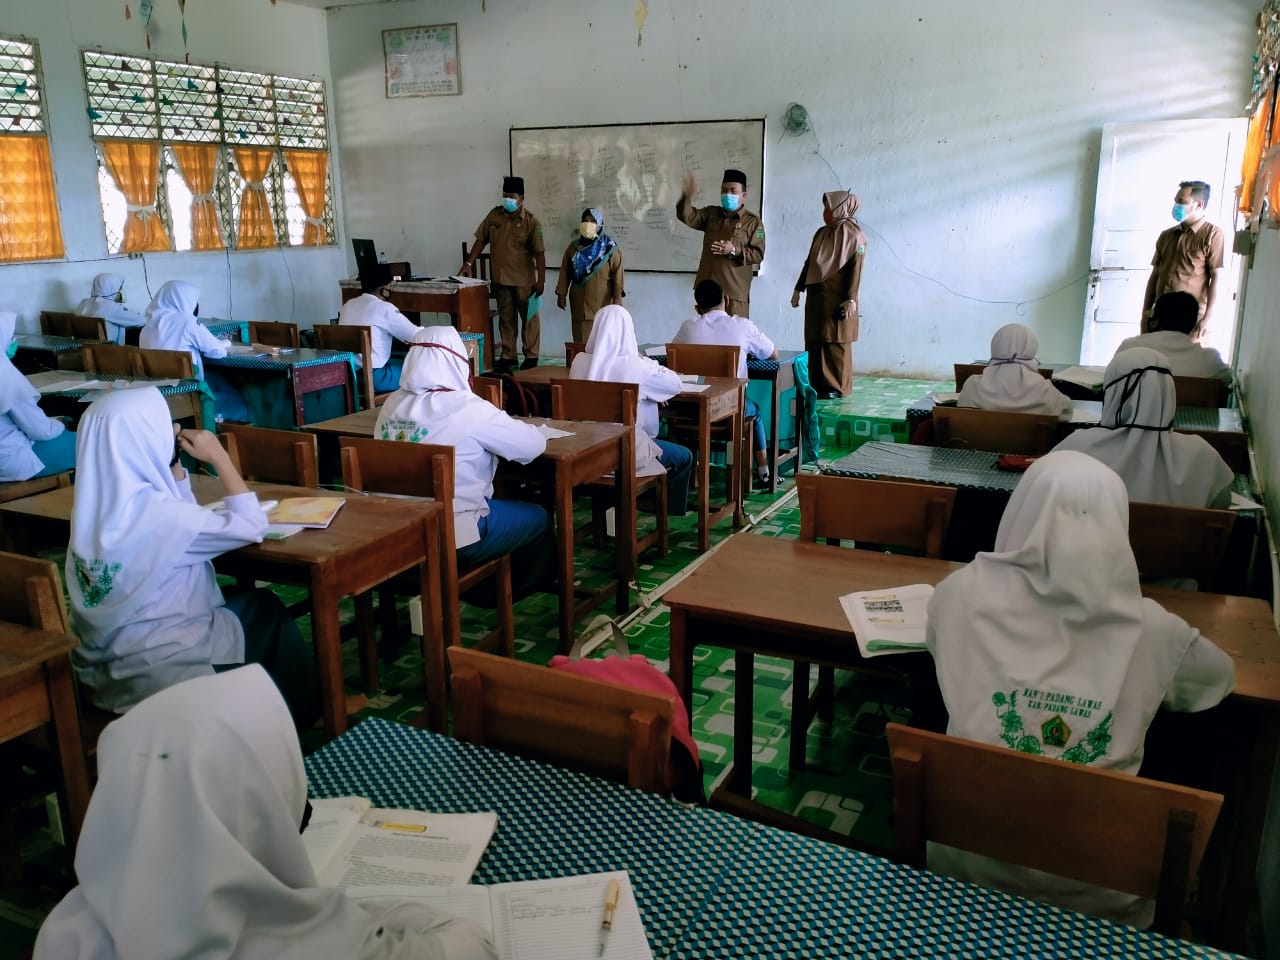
(11, 333, 93, 374)
(339, 280, 491, 338)
(204, 349, 357, 428)
(0, 622, 88, 847)
(0, 479, 445, 739)
(29, 370, 215, 430)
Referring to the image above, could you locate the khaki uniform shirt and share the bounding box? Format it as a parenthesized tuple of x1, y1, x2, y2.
(1151, 219, 1225, 309)
(555, 242, 625, 325)
(473, 206, 545, 287)
(675, 198, 765, 303)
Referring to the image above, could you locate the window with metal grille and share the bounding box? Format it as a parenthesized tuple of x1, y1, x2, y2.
(0, 34, 66, 262)
(82, 49, 334, 252)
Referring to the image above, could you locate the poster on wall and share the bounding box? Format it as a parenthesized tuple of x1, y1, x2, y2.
(383, 23, 460, 98)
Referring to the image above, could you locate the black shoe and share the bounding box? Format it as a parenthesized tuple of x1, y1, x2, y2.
(520, 357, 539, 370)
(488, 358, 514, 375)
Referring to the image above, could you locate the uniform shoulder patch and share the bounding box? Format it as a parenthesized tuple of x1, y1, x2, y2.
(856, 244, 866, 254)
(756, 229, 765, 238)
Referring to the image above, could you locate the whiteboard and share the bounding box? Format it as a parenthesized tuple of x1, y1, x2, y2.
(509, 119, 765, 273)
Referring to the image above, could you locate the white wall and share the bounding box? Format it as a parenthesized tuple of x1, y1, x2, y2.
(1235, 227, 1280, 527)
(327, 0, 1256, 375)
(0, 0, 346, 332)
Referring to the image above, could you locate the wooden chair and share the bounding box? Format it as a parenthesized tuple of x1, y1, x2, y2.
(1172, 375, 1230, 408)
(135, 347, 195, 379)
(339, 437, 515, 683)
(1197, 431, 1249, 475)
(0, 552, 69, 632)
(218, 424, 319, 489)
(790, 474, 958, 771)
(473, 375, 503, 407)
(932, 406, 1058, 455)
(314, 323, 388, 412)
(461, 242, 500, 367)
(41, 311, 106, 342)
(0, 470, 71, 507)
(565, 341, 587, 367)
(1127, 501, 1235, 591)
(885, 723, 1223, 936)
(448, 647, 675, 793)
(247, 321, 301, 349)
(664, 342, 755, 493)
(551, 378, 668, 564)
(81, 343, 141, 377)
(953, 362, 1053, 391)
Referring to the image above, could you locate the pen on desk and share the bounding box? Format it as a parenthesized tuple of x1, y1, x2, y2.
(598, 878, 620, 957)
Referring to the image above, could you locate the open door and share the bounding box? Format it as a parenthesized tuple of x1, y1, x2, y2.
(1082, 119, 1247, 366)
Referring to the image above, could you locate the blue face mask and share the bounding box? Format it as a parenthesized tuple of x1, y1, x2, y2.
(720, 193, 741, 212)
(501, 197, 519, 213)
(1171, 203, 1190, 223)
(5, 341, 15, 360)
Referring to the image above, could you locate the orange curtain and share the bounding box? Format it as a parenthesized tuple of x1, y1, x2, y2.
(1240, 85, 1275, 216)
(285, 149, 329, 246)
(172, 143, 223, 251)
(0, 135, 65, 261)
(233, 146, 277, 249)
(100, 140, 171, 253)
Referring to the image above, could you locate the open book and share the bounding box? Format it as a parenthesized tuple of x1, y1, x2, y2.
(346, 870, 652, 960)
(303, 797, 497, 892)
(268, 497, 345, 528)
(839, 584, 934, 657)
(1053, 365, 1105, 391)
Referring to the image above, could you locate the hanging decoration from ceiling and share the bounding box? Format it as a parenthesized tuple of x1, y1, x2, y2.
(634, 1, 647, 47)
(139, 0, 153, 50)
(179, 0, 190, 59)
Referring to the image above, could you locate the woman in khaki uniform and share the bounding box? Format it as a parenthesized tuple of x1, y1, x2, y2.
(791, 191, 867, 398)
(555, 208, 624, 343)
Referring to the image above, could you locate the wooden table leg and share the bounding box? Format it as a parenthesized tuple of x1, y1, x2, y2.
(44, 656, 89, 847)
(290, 369, 306, 428)
(697, 403, 712, 553)
(729, 650, 755, 796)
(766, 370, 781, 493)
(669, 608, 692, 710)
(419, 514, 449, 733)
(553, 461, 576, 652)
(615, 428, 635, 613)
(732, 393, 745, 529)
(309, 570, 348, 738)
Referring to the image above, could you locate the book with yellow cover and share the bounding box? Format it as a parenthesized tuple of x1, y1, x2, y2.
(267, 497, 346, 528)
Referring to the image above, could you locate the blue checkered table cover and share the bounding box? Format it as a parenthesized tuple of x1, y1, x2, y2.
(205, 348, 356, 371)
(671, 825, 1241, 960)
(825, 441, 1020, 493)
(199, 318, 248, 343)
(906, 398, 1244, 436)
(29, 371, 207, 401)
(13, 333, 93, 353)
(304, 718, 753, 959)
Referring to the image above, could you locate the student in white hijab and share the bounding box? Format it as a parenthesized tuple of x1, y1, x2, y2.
(925, 450, 1235, 927)
(0, 311, 76, 481)
(569, 304, 692, 514)
(338, 276, 424, 391)
(375, 325, 552, 599)
(1114, 291, 1232, 383)
(957, 323, 1071, 419)
(67, 387, 319, 728)
(34, 666, 497, 960)
(74, 273, 144, 344)
(1055, 347, 1233, 508)
(140, 280, 251, 423)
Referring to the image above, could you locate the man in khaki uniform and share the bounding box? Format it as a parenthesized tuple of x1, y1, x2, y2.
(676, 168, 765, 317)
(1141, 180, 1225, 339)
(461, 175, 546, 370)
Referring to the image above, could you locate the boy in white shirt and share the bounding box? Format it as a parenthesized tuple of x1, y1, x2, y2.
(672, 279, 778, 487)
(337, 278, 424, 392)
(1114, 291, 1232, 383)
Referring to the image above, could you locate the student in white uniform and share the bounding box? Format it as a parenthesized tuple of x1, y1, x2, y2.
(957, 323, 1072, 419)
(1054, 347, 1233, 508)
(1114, 291, 1232, 383)
(0, 311, 76, 482)
(926, 450, 1235, 927)
(337, 278, 423, 392)
(671, 279, 778, 487)
(140, 280, 251, 423)
(34, 666, 497, 960)
(570, 304, 692, 514)
(74, 273, 144, 344)
(67, 387, 319, 729)
(375, 326, 552, 600)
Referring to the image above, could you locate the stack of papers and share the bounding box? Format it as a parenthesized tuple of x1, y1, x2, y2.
(839, 584, 934, 657)
(535, 423, 574, 440)
(930, 391, 959, 405)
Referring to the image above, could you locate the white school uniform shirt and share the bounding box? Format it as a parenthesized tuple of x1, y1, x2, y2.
(0, 312, 66, 482)
(139, 280, 227, 375)
(338, 292, 423, 369)
(671, 307, 775, 379)
(925, 451, 1234, 927)
(1054, 347, 1234, 508)
(74, 273, 145, 344)
(34, 667, 497, 960)
(1113, 330, 1232, 383)
(375, 326, 545, 548)
(957, 323, 1072, 419)
(65, 387, 268, 713)
(570, 304, 682, 478)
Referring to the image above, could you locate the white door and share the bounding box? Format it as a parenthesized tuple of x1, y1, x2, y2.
(1082, 119, 1247, 366)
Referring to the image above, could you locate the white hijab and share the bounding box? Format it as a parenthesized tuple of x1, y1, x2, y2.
(1054, 347, 1233, 507)
(76, 273, 143, 338)
(66, 388, 211, 635)
(957, 323, 1070, 418)
(0, 311, 37, 417)
(376, 325, 504, 439)
(34, 666, 495, 960)
(141, 279, 200, 350)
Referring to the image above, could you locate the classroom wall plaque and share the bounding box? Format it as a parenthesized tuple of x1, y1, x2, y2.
(383, 23, 460, 98)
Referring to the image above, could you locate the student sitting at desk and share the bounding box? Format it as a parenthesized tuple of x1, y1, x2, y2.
(957, 323, 1071, 419)
(570, 304, 692, 514)
(555, 207, 625, 344)
(671, 279, 777, 487)
(337, 276, 424, 392)
(74, 272, 144, 344)
(140, 280, 252, 424)
(376, 326, 553, 601)
(1054, 347, 1233, 508)
(0, 312, 76, 482)
(34, 667, 497, 960)
(1114, 291, 1232, 383)
(66, 388, 319, 730)
(926, 450, 1235, 927)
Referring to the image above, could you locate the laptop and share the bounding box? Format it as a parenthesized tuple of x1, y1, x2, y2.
(352, 238, 390, 287)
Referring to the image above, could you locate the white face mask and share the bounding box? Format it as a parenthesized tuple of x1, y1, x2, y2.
(579, 222, 598, 240)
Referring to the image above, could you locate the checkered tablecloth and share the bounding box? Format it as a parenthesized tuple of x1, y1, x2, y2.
(199, 318, 248, 343)
(13, 333, 90, 353)
(825, 441, 1020, 492)
(205, 348, 355, 371)
(905, 401, 1243, 436)
(34, 375, 206, 400)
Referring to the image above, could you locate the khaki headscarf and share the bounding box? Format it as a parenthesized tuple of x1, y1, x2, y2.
(802, 191, 867, 286)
